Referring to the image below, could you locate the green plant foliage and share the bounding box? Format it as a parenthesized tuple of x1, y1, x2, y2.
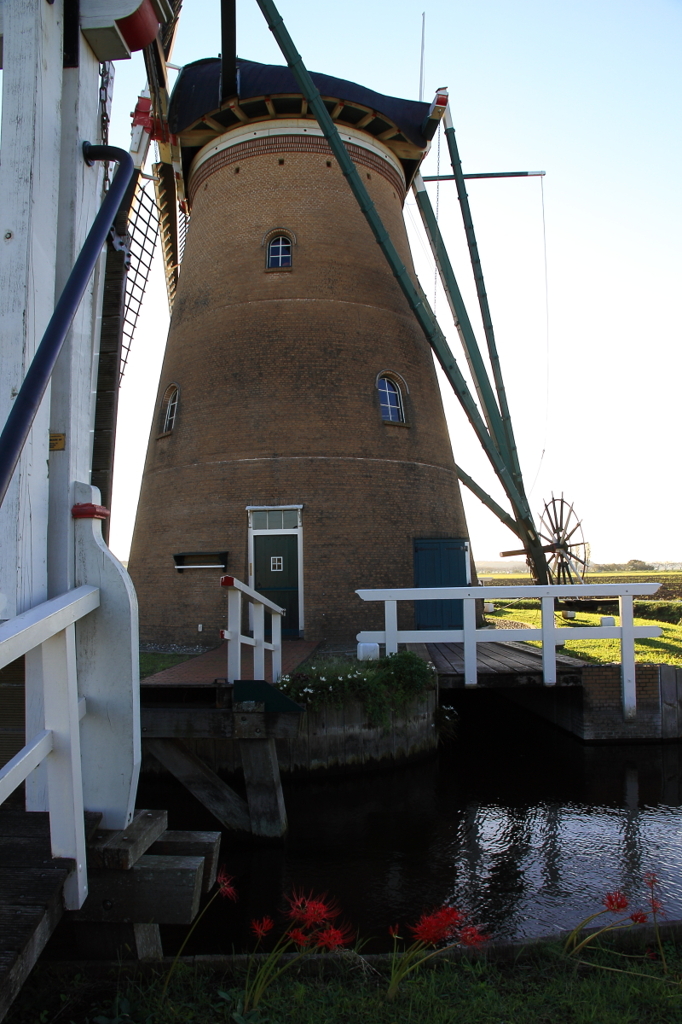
(276, 651, 436, 727)
(10, 947, 682, 1024)
(139, 651, 196, 679)
(488, 606, 682, 666)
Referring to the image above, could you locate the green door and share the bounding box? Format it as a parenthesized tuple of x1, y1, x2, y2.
(254, 534, 299, 636)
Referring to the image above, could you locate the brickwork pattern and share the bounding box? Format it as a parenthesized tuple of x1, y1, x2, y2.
(129, 126, 470, 644)
(189, 135, 405, 205)
(506, 665, 666, 741)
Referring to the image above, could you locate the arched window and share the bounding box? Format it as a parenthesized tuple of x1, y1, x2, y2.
(378, 376, 404, 422)
(267, 235, 292, 269)
(160, 384, 179, 434)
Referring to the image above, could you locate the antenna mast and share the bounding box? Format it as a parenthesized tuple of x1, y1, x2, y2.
(419, 12, 426, 101)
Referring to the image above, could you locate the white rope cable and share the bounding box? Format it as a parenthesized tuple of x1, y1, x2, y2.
(528, 174, 551, 498)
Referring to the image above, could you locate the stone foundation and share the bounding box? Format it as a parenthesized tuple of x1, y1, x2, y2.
(142, 690, 438, 777)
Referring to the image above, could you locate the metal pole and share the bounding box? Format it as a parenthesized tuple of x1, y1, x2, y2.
(423, 171, 546, 181)
(442, 106, 524, 489)
(0, 145, 134, 509)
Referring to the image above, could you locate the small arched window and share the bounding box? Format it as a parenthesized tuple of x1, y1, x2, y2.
(160, 384, 179, 434)
(378, 377, 404, 422)
(267, 235, 292, 269)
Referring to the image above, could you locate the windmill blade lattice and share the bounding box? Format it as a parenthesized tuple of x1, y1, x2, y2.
(119, 179, 160, 381)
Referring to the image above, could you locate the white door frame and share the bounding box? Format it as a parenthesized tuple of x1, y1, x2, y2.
(246, 505, 304, 635)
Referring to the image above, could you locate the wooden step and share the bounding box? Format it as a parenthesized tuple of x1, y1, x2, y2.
(87, 808, 168, 869)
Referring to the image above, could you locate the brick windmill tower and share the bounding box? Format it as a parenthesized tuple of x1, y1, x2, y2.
(128, 54, 473, 644)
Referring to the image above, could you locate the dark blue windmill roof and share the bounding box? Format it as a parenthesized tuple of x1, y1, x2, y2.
(168, 57, 431, 150)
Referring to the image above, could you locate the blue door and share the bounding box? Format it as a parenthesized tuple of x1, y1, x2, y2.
(413, 539, 469, 629)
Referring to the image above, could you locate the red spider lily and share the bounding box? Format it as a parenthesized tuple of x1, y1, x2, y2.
(458, 925, 490, 947)
(316, 923, 354, 951)
(410, 906, 464, 946)
(649, 897, 664, 915)
(644, 872, 658, 890)
(388, 924, 401, 937)
(603, 891, 628, 913)
(287, 927, 311, 947)
(630, 910, 648, 924)
(216, 869, 238, 902)
(287, 889, 338, 927)
(250, 916, 274, 939)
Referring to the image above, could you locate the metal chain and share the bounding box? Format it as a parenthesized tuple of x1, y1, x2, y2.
(99, 62, 113, 192)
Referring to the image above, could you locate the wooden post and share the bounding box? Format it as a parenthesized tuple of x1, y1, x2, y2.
(541, 596, 557, 685)
(385, 601, 398, 655)
(271, 610, 282, 681)
(253, 600, 265, 679)
(42, 624, 88, 908)
(619, 594, 636, 720)
(463, 597, 477, 685)
(0, 0, 64, 812)
(240, 737, 287, 838)
(227, 588, 242, 682)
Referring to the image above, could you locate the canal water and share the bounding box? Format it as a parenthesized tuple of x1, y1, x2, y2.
(137, 691, 682, 954)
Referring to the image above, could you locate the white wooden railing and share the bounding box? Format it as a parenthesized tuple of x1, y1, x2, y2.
(0, 586, 99, 908)
(220, 575, 285, 683)
(0, 483, 142, 911)
(356, 583, 663, 720)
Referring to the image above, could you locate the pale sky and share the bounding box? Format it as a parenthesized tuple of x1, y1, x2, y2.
(106, 0, 682, 565)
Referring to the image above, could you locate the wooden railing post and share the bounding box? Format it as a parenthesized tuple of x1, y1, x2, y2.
(619, 594, 636, 720)
(42, 624, 88, 909)
(463, 597, 477, 685)
(541, 596, 557, 685)
(271, 611, 282, 682)
(227, 588, 242, 683)
(385, 601, 398, 655)
(252, 601, 265, 679)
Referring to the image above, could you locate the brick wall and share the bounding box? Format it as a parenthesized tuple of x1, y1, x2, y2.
(128, 125, 470, 644)
(505, 664, 668, 741)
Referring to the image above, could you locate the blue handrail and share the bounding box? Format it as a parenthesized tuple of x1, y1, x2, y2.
(0, 144, 134, 508)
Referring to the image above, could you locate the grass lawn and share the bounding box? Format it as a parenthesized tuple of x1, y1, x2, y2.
(488, 605, 682, 666)
(9, 942, 682, 1024)
(139, 651, 198, 679)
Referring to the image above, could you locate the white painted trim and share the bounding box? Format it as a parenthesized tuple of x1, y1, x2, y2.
(0, 729, 53, 804)
(355, 581, 662, 707)
(190, 119, 405, 189)
(247, 506, 304, 634)
(0, 586, 100, 670)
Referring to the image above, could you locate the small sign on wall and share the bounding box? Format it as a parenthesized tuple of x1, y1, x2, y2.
(49, 433, 66, 451)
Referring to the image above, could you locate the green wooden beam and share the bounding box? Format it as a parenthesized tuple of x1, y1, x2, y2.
(452, 464, 522, 537)
(412, 172, 510, 467)
(442, 107, 523, 491)
(253, 0, 549, 585)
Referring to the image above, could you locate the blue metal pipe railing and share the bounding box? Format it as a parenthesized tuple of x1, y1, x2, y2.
(0, 144, 134, 509)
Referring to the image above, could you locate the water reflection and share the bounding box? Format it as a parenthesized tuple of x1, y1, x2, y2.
(138, 690, 682, 953)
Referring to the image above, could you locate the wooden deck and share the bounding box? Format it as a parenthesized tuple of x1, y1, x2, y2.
(0, 809, 101, 1022)
(428, 640, 587, 687)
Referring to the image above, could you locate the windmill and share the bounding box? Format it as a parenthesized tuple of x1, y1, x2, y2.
(113, 0, 573, 587)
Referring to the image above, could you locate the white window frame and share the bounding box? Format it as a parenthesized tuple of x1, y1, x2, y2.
(246, 505, 304, 635)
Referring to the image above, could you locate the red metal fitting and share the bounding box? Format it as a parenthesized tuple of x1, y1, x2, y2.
(220, 575, 235, 587)
(71, 503, 110, 520)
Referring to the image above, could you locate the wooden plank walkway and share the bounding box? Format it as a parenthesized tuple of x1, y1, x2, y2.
(141, 639, 319, 688)
(0, 810, 101, 1022)
(428, 640, 587, 687)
